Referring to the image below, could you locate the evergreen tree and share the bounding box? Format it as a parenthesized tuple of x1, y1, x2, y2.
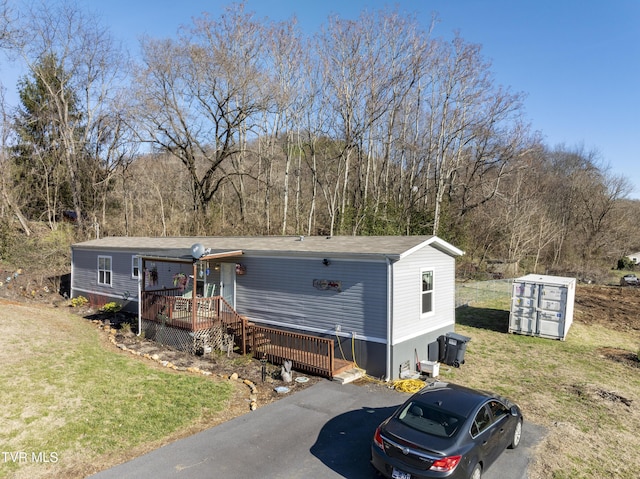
(11, 54, 83, 226)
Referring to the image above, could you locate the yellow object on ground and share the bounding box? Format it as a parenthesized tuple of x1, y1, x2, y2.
(393, 379, 426, 393)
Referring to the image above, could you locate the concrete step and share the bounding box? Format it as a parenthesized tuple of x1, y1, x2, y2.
(332, 367, 365, 385)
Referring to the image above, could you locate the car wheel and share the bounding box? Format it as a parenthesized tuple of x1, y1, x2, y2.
(508, 419, 523, 449)
(469, 463, 482, 479)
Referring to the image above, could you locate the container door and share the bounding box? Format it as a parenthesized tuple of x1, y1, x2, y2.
(536, 285, 566, 338)
(220, 263, 236, 308)
(510, 306, 537, 335)
(509, 282, 539, 335)
(537, 312, 564, 338)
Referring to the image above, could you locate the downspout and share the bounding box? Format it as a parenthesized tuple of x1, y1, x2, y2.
(70, 248, 75, 299)
(137, 257, 143, 336)
(385, 256, 392, 382)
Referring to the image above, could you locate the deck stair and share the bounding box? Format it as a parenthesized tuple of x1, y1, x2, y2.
(332, 367, 366, 385)
(333, 358, 357, 376)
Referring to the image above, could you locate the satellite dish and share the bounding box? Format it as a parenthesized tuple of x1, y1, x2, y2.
(191, 243, 205, 259)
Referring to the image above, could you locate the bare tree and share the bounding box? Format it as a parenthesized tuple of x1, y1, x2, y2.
(0, 1, 28, 234)
(314, 9, 431, 235)
(0, 0, 13, 49)
(0, 85, 31, 235)
(9, 1, 128, 233)
(573, 162, 630, 264)
(418, 36, 527, 235)
(133, 4, 272, 233)
(262, 19, 308, 235)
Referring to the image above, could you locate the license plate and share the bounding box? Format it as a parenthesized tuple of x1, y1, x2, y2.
(392, 467, 411, 479)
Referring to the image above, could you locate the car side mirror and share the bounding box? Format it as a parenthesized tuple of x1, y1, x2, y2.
(510, 406, 519, 417)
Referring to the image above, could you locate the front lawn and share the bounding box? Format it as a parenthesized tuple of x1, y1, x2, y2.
(0, 302, 234, 478)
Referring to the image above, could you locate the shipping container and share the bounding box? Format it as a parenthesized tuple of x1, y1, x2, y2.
(509, 274, 576, 340)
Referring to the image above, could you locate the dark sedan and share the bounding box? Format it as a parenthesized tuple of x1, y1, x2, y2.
(371, 381, 523, 479)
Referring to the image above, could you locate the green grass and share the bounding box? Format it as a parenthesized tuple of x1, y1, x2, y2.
(456, 280, 512, 308)
(445, 298, 640, 479)
(0, 304, 234, 478)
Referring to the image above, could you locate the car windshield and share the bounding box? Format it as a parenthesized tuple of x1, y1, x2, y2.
(397, 401, 464, 438)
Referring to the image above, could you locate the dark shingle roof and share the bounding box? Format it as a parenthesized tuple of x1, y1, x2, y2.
(72, 235, 463, 260)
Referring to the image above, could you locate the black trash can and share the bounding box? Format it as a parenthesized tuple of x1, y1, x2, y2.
(442, 332, 471, 368)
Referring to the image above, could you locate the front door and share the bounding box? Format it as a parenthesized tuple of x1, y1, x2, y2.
(220, 263, 236, 308)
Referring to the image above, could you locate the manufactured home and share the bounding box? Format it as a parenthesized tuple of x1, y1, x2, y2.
(71, 235, 463, 380)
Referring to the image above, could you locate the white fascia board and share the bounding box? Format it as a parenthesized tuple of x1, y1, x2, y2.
(399, 236, 464, 260)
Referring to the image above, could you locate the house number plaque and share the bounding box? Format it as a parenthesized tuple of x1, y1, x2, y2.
(313, 279, 342, 292)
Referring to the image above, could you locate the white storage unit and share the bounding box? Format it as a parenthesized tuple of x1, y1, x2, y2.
(509, 274, 576, 340)
(419, 360, 440, 377)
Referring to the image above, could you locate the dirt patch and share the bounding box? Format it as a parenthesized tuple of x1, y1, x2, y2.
(567, 383, 633, 408)
(597, 347, 640, 368)
(572, 285, 640, 370)
(574, 284, 640, 332)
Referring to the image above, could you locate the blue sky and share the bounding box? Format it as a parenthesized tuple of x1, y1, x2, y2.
(4, 1, 640, 198)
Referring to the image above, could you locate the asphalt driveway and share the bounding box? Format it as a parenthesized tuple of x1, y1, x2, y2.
(90, 380, 545, 478)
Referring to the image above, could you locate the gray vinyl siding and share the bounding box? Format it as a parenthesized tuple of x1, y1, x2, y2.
(391, 246, 456, 344)
(72, 248, 140, 304)
(234, 256, 388, 340)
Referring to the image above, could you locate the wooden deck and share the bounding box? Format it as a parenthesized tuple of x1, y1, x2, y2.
(141, 290, 353, 378)
(250, 324, 355, 378)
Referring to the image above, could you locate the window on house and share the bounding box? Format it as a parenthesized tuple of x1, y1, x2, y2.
(421, 270, 433, 315)
(132, 256, 140, 279)
(98, 256, 112, 286)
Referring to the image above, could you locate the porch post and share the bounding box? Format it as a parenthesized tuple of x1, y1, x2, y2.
(138, 258, 146, 336)
(191, 261, 198, 331)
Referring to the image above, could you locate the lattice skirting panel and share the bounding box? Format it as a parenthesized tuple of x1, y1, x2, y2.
(141, 320, 228, 355)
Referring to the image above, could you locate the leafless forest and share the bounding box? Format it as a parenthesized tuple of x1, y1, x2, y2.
(1, 1, 638, 279)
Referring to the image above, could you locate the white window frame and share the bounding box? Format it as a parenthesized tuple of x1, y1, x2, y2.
(131, 255, 140, 279)
(98, 255, 113, 287)
(420, 269, 434, 317)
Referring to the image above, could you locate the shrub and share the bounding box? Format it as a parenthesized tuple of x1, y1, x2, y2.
(70, 296, 88, 308)
(100, 302, 122, 314)
(617, 257, 635, 271)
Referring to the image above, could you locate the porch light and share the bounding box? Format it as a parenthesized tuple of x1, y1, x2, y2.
(322, 259, 331, 266)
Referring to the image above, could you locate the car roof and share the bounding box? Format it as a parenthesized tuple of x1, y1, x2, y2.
(413, 382, 493, 418)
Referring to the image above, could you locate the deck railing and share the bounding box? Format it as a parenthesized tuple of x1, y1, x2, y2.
(217, 297, 249, 354)
(141, 290, 247, 350)
(142, 291, 338, 376)
(250, 325, 335, 378)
